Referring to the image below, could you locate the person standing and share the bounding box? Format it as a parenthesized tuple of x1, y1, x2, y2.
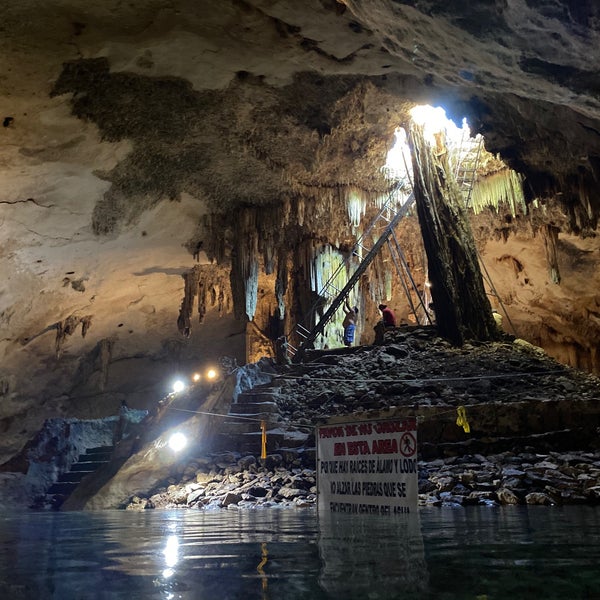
(342, 299, 358, 347)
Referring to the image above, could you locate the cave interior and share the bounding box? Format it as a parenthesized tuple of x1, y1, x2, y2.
(1, 0, 600, 471)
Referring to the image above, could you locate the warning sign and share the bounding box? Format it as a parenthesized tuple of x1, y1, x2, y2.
(317, 417, 418, 515)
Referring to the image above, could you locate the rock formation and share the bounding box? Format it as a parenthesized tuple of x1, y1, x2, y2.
(1, 1, 600, 468)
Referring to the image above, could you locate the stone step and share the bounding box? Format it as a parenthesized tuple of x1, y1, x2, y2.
(236, 391, 280, 404)
(47, 481, 78, 495)
(56, 471, 94, 483)
(278, 447, 317, 467)
(85, 446, 114, 455)
(77, 451, 112, 463)
(70, 460, 110, 472)
(279, 430, 312, 448)
(43, 445, 115, 508)
(230, 401, 280, 415)
(214, 429, 285, 454)
(219, 420, 270, 435)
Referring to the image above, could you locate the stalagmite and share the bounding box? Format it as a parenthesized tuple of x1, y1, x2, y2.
(407, 123, 499, 345)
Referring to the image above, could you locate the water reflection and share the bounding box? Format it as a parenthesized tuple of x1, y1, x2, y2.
(0, 507, 599, 599)
(318, 512, 428, 599)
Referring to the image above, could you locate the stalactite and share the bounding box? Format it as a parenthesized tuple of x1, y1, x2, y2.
(297, 196, 305, 227)
(262, 241, 276, 275)
(229, 208, 259, 321)
(55, 314, 87, 358)
(542, 224, 561, 284)
(275, 248, 288, 321)
(308, 244, 359, 349)
(257, 205, 285, 276)
(347, 189, 366, 227)
(177, 267, 200, 337)
(470, 169, 526, 216)
(177, 263, 233, 334)
(198, 275, 207, 324)
(80, 315, 93, 338)
(202, 214, 227, 264)
(98, 338, 114, 391)
(367, 251, 389, 304)
(384, 269, 393, 300)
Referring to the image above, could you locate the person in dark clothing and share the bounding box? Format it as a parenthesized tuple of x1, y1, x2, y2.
(342, 300, 358, 347)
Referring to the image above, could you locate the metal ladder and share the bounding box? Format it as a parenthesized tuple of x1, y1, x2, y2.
(454, 134, 484, 208)
(386, 230, 433, 325)
(289, 188, 416, 361)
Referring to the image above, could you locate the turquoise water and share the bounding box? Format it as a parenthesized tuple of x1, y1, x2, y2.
(0, 506, 598, 599)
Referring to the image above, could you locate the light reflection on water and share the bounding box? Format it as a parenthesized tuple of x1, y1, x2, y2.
(0, 506, 598, 599)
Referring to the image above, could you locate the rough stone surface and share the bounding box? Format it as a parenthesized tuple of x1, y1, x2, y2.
(2, 0, 600, 471)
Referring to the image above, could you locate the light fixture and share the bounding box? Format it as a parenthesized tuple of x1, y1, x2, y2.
(168, 432, 187, 452)
(206, 368, 217, 380)
(172, 380, 185, 393)
(192, 373, 201, 382)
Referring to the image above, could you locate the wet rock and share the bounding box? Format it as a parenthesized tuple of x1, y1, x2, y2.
(418, 479, 437, 494)
(525, 492, 553, 505)
(277, 486, 304, 499)
(264, 454, 283, 470)
(432, 476, 455, 492)
(187, 489, 205, 504)
(502, 467, 526, 478)
(466, 491, 496, 504)
(222, 492, 242, 507)
(126, 495, 154, 510)
(247, 485, 268, 497)
(496, 488, 520, 504)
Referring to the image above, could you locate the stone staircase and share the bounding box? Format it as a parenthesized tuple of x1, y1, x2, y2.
(214, 384, 315, 466)
(44, 446, 113, 509)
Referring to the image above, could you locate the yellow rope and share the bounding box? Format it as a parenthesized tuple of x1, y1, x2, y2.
(456, 405, 471, 433)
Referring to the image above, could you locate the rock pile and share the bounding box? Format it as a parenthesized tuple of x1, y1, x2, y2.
(125, 453, 316, 511)
(419, 450, 600, 507)
(124, 447, 600, 510)
(125, 326, 600, 510)
(274, 327, 600, 423)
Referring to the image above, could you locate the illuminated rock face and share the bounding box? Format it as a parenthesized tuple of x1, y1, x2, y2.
(1, 0, 600, 463)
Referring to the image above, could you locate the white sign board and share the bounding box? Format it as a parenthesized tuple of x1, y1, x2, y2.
(317, 417, 418, 515)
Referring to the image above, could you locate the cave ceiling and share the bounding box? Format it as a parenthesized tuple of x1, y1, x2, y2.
(1, 0, 600, 461)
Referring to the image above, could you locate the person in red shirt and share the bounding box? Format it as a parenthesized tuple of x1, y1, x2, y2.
(378, 304, 396, 327)
(374, 303, 396, 344)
